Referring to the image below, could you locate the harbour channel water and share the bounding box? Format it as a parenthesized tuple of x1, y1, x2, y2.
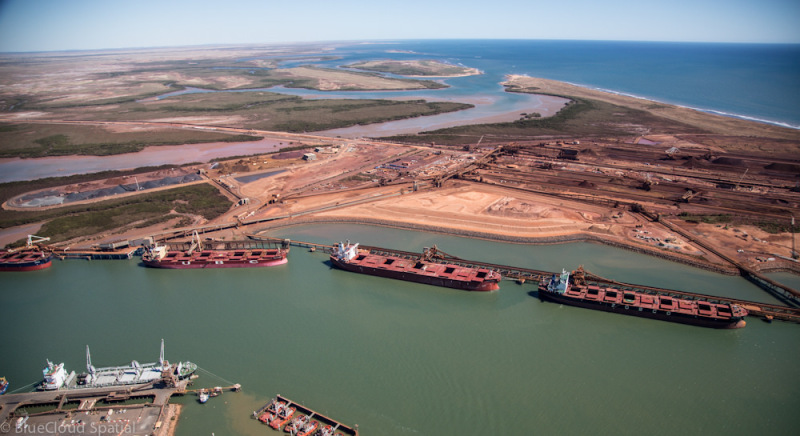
(1, 224, 798, 435)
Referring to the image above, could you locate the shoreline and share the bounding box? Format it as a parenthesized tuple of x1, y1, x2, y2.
(252, 215, 745, 276)
(502, 74, 800, 142)
(561, 79, 800, 131)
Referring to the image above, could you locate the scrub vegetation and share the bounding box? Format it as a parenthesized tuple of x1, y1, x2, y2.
(0, 178, 230, 245)
(0, 123, 260, 158)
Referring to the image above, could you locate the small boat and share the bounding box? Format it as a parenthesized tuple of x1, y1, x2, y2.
(270, 404, 296, 429)
(259, 398, 285, 424)
(297, 420, 318, 436)
(198, 389, 209, 403)
(0, 377, 8, 395)
(284, 414, 308, 433)
(539, 266, 748, 329)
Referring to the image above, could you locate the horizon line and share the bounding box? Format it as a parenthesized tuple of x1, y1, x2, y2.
(2, 37, 799, 55)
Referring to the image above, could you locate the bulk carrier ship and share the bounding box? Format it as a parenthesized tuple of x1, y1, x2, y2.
(142, 232, 288, 269)
(330, 241, 501, 291)
(0, 235, 53, 272)
(39, 339, 197, 390)
(539, 267, 748, 329)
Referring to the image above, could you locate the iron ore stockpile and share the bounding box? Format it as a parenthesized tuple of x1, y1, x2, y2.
(254, 395, 358, 436)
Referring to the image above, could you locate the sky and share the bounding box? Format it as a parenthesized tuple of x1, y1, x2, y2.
(0, 0, 798, 52)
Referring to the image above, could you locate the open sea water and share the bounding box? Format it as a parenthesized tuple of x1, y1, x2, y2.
(317, 40, 800, 128)
(1, 224, 799, 436)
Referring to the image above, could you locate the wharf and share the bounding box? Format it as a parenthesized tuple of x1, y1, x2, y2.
(51, 246, 141, 260)
(0, 379, 190, 436)
(254, 394, 358, 436)
(251, 235, 800, 323)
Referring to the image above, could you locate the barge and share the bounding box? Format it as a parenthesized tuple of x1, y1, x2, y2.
(254, 394, 358, 436)
(331, 241, 501, 291)
(539, 267, 747, 329)
(142, 232, 288, 269)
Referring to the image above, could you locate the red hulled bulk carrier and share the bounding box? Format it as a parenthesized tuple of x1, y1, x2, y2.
(0, 248, 53, 272)
(539, 266, 747, 329)
(330, 241, 501, 291)
(0, 236, 54, 272)
(142, 233, 288, 269)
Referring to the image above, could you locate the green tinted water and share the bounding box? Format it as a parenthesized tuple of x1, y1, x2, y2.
(1, 224, 798, 435)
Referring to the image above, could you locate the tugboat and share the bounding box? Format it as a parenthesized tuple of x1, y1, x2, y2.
(0, 376, 8, 395)
(296, 419, 318, 436)
(539, 266, 748, 329)
(142, 231, 288, 269)
(269, 403, 296, 429)
(255, 395, 358, 436)
(284, 414, 309, 434)
(198, 389, 209, 403)
(330, 241, 501, 291)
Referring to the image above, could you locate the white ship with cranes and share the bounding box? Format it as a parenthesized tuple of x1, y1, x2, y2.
(40, 339, 197, 390)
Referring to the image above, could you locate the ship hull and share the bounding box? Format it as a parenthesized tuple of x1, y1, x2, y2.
(0, 252, 53, 272)
(143, 248, 287, 269)
(143, 257, 287, 269)
(330, 256, 500, 292)
(539, 287, 746, 329)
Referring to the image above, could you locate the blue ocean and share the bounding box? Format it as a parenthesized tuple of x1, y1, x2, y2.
(301, 40, 800, 129)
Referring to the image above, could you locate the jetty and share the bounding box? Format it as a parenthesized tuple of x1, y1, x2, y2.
(0, 379, 190, 436)
(254, 394, 358, 435)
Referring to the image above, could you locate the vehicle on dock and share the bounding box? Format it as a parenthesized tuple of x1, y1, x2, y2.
(0, 376, 8, 395)
(72, 339, 197, 389)
(330, 241, 501, 291)
(142, 231, 288, 269)
(539, 266, 748, 329)
(254, 395, 358, 436)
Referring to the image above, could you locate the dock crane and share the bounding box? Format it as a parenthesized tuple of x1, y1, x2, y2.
(27, 234, 50, 247)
